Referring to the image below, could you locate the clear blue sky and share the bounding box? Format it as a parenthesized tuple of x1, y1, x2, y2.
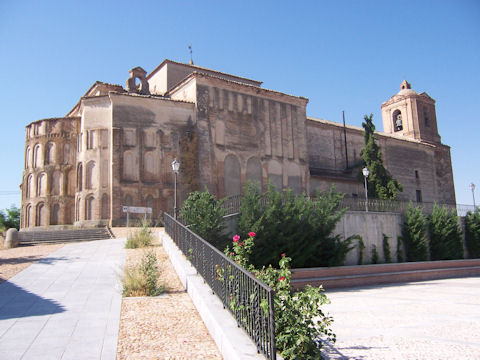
(1, 0, 479, 211)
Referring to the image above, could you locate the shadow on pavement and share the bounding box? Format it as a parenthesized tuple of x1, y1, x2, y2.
(0, 281, 65, 320)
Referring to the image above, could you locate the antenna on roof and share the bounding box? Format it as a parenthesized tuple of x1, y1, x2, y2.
(188, 44, 194, 65)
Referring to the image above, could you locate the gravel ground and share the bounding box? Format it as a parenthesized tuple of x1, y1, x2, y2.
(0, 243, 64, 284)
(116, 241, 222, 359)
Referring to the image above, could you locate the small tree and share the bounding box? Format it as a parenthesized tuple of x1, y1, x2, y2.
(429, 204, 463, 260)
(402, 204, 428, 261)
(360, 114, 402, 200)
(239, 184, 357, 268)
(383, 234, 392, 263)
(465, 210, 480, 258)
(0, 205, 21, 230)
(179, 190, 226, 249)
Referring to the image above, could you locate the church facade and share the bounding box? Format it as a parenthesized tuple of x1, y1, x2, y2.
(20, 60, 456, 229)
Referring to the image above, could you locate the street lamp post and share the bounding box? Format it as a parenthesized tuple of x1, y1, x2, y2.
(362, 167, 370, 212)
(470, 183, 476, 211)
(171, 159, 180, 219)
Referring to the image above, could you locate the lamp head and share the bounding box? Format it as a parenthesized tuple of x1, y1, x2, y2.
(362, 167, 369, 177)
(470, 183, 476, 191)
(171, 159, 180, 174)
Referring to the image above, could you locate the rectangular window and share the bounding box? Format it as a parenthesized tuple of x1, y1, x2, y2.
(416, 190, 422, 203)
(101, 130, 109, 149)
(87, 130, 95, 149)
(415, 170, 419, 179)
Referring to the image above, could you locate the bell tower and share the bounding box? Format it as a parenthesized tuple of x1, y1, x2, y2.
(381, 80, 441, 144)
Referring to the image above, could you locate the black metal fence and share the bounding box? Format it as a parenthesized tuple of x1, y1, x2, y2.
(164, 213, 277, 360)
(220, 194, 475, 217)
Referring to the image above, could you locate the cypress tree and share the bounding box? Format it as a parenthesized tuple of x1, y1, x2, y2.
(360, 114, 403, 200)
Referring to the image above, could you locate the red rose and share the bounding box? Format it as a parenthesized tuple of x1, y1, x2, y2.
(281, 253, 286, 258)
(233, 235, 240, 242)
(248, 232, 256, 237)
(279, 276, 285, 281)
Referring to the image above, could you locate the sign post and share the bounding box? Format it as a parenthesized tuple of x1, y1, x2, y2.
(122, 206, 152, 227)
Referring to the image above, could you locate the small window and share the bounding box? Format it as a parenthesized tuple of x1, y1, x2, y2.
(416, 190, 422, 203)
(393, 110, 403, 132)
(424, 111, 430, 128)
(415, 170, 419, 179)
(87, 130, 95, 149)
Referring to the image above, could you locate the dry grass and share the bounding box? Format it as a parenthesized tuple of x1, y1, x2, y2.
(117, 235, 222, 359)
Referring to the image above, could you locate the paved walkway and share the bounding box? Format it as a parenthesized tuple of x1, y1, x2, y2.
(322, 276, 480, 359)
(0, 239, 125, 360)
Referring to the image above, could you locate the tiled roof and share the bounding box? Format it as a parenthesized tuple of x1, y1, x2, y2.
(167, 71, 309, 103)
(147, 59, 263, 86)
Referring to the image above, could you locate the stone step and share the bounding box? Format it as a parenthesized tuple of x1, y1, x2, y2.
(18, 228, 113, 244)
(291, 262, 480, 290)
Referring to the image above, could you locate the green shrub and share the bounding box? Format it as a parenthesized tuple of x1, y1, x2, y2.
(402, 204, 428, 261)
(396, 236, 404, 262)
(371, 244, 379, 264)
(239, 184, 358, 268)
(179, 189, 227, 249)
(225, 234, 335, 359)
(125, 220, 154, 248)
(357, 237, 365, 265)
(429, 204, 463, 260)
(465, 210, 480, 258)
(383, 234, 392, 263)
(122, 250, 164, 297)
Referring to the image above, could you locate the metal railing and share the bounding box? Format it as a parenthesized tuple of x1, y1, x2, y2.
(164, 213, 277, 360)
(220, 194, 476, 217)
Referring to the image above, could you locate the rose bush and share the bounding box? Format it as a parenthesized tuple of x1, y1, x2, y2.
(225, 233, 336, 359)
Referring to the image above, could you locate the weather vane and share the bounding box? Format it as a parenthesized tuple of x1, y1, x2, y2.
(188, 44, 194, 65)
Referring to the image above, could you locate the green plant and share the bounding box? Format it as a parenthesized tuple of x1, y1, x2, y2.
(371, 244, 379, 264)
(0, 204, 20, 230)
(239, 184, 358, 268)
(360, 114, 402, 200)
(429, 204, 463, 260)
(402, 204, 428, 261)
(122, 250, 164, 297)
(465, 210, 480, 258)
(357, 237, 365, 265)
(125, 219, 154, 248)
(179, 189, 227, 249)
(226, 233, 335, 359)
(396, 236, 404, 262)
(383, 234, 392, 263)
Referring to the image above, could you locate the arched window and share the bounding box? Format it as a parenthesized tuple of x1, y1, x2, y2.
(52, 171, 62, 195)
(268, 160, 283, 191)
(63, 143, 71, 164)
(143, 151, 157, 181)
(146, 195, 155, 217)
(123, 150, 138, 181)
(85, 196, 94, 220)
(77, 163, 83, 191)
(392, 110, 403, 132)
(101, 193, 109, 220)
(45, 142, 55, 165)
(26, 174, 33, 199)
(246, 157, 263, 191)
(86, 161, 95, 189)
(224, 154, 241, 196)
(51, 204, 60, 225)
(33, 144, 41, 168)
(25, 204, 32, 228)
(36, 203, 45, 226)
(67, 169, 74, 195)
(25, 147, 31, 169)
(75, 197, 80, 221)
(37, 173, 47, 197)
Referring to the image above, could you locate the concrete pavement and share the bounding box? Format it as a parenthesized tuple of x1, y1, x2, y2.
(322, 276, 480, 359)
(0, 239, 125, 360)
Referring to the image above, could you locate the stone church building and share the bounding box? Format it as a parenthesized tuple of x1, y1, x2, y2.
(20, 60, 455, 229)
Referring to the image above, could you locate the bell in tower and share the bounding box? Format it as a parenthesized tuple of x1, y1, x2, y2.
(381, 80, 441, 144)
